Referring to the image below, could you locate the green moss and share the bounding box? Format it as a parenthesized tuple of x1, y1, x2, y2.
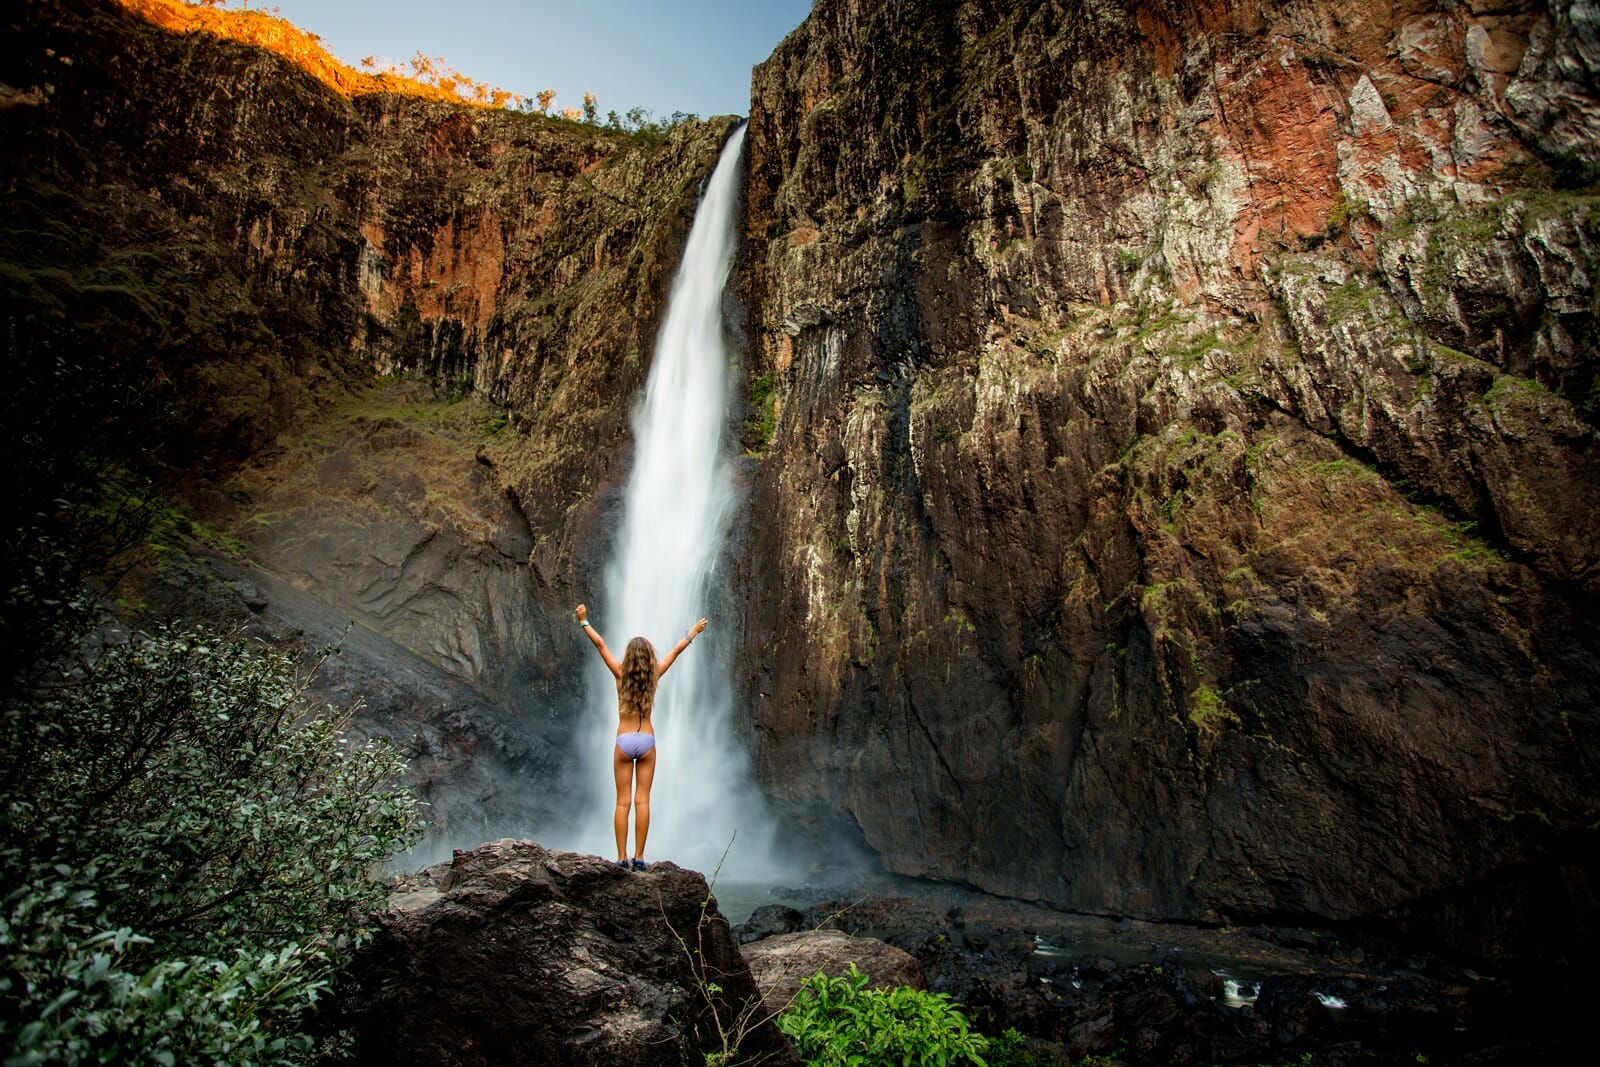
(1187, 684, 1239, 730)
(95, 482, 251, 562)
(1325, 275, 1374, 320)
(743, 373, 778, 455)
(1412, 508, 1509, 568)
(1139, 579, 1217, 643)
(1327, 190, 1371, 235)
(1308, 458, 1381, 483)
(900, 170, 921, 208)
(999, 236, 1034, 260)
(1176, 329, 1224, 370)
(944, 610, 976, 637)
(1540, 150, 1600, 192)
(1133, 307, 1189, 341)
(1484, 371, 1552, 405)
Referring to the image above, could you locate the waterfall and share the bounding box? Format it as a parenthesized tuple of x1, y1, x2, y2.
(567, 124, 779, 877)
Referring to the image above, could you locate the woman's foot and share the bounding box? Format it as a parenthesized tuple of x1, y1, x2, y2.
(630, 858, 648, 871)
(612, 859, 630, 869)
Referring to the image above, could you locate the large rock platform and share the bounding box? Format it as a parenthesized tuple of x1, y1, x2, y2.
(337, 840, 794, 1067)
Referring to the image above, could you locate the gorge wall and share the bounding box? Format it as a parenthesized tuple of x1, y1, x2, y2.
(6, 0, 1600, 959)
(737, 0, 1600, 953)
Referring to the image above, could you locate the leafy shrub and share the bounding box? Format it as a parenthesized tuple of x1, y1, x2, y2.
(777, 964, 991, 1067)
(0, 628, 422, 1064)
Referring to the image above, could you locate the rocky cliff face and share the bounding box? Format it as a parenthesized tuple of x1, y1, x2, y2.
(738, 0, 1600, 954)
(9, 0, 1599, 960)
(3, 0, 737, 835)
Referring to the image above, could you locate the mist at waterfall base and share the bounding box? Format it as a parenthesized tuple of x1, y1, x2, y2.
(532, 124, 801, 888)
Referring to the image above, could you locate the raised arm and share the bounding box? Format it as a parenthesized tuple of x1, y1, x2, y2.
(574, 603, 621, 679)
(657, 617, 708, 677)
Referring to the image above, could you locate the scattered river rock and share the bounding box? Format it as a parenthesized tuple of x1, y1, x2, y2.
(760, 880, 1583, 1066)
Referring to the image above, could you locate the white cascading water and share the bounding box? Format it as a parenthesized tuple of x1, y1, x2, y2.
(567, 124, 780, 878)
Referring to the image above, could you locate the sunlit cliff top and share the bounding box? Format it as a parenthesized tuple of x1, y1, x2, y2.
(113, 0, 521, 108)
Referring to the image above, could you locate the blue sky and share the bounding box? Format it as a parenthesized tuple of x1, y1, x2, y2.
(261, 0, 814, 119)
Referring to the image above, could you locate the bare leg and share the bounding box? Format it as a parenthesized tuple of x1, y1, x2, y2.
(632, 747, 656, 860)
(613, 745, 633, 862)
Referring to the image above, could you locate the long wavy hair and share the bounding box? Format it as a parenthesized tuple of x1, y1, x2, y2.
(618, 636, 658, 727)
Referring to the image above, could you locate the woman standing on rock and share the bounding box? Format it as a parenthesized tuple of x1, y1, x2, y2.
(575, 604, 707, 870)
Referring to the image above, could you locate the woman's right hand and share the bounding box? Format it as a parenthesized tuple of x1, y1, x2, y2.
(575, 603, 588, 623)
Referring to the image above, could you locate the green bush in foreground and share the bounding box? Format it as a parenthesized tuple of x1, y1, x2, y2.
(0, 628, 422, 1065)
(778, 964, 992, 1067)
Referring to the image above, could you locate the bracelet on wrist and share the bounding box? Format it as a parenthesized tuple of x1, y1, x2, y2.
(580, 620, 591, 628)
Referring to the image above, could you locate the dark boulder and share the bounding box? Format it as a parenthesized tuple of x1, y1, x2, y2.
(1254, 975, 1338, 1049)
(733, 904, 805, 944)
(336, 839, 795, 1066)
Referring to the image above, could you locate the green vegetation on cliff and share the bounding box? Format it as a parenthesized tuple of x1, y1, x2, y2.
(743, 373, 779, 454)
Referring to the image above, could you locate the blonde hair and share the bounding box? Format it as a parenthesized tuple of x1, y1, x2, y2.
(618, 636, 658, 726)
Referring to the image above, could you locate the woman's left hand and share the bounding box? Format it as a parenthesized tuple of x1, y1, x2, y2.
(689, 618, 707, 640)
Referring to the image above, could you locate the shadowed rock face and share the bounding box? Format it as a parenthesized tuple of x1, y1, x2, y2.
(738, 0, 1600, 956)
(132, 541, 567, 844)
(336, 840, 795, 1067)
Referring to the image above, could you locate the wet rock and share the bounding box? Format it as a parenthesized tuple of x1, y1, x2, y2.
(229, 580, 267, 612)
(1077, 956, 1121, 981)
(337, 839, 794, 1066)
(1254, 976, 1336, 1049)
(734, 904, 805, 944)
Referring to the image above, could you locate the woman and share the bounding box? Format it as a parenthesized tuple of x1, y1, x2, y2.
(575, 603, 708, 870)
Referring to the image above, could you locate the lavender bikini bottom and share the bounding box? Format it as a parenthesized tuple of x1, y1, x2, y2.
(615, 731, 656, 759)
